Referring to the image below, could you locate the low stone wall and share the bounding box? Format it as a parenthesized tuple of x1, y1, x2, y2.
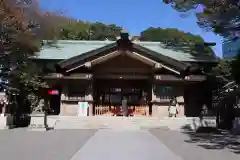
(161, 117, 217, 131)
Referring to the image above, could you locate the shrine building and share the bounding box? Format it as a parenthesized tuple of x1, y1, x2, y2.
(32, 32, 216, 117)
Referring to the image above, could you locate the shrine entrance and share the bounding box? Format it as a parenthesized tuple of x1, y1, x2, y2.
(93, 79, 151, 116)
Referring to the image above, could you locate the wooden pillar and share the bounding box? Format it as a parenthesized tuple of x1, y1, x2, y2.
(60, 82, 68, 115)
(151, 82, 158, 117)
(43, 98, 49, 128)
(86, 83, 93, 116)
(184, 83, 197, 116)
(147, 80, 153, 116)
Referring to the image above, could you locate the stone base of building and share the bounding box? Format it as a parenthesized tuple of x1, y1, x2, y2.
(151, 104, 185, 118)
(60, 102, 93, 116)
(60, 102, 79, 116)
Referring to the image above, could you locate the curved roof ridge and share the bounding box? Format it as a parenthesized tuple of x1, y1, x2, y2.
(44, 40, 168, 46)
(56, 40, 115, 45)
(134, 41, 163, 45)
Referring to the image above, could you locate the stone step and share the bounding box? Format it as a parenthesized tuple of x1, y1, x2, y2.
(29, 116, 216, 131)
(49, 116, 159, 123)
(54, 120, 143, 130)
(54, 120, 160, 126)
(49, 117, 158, 123)
(53, 120, 162, 130)
(51, 116, 160, 129)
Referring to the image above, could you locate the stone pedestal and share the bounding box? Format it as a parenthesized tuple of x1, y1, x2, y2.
(0, 115, 14, 129)
(29, 114, 57, 129)
(0, 116, 7, 129)
(232, 118, 240, 135)
(29, 114, 45, 128)
(0, 105, 6, 116)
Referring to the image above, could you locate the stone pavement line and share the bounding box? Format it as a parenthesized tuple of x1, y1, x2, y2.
(70, 129, 184, 160)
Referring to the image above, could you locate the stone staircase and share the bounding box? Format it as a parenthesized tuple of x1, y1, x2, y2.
(51, 116, 161, 130)
(28, 116, 216, 131)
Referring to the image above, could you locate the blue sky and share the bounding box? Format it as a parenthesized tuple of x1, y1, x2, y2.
(40, 0, 223, 57)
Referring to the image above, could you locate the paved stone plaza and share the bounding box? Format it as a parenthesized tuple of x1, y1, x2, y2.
(0, 128, 239, 160)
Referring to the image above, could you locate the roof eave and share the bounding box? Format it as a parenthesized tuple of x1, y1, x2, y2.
(132, 43, 190, 72)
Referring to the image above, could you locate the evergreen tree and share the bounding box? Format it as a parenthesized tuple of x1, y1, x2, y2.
(0, 55, 11, 92)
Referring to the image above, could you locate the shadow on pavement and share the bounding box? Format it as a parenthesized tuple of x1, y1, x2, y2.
(181, 125, 240, 154)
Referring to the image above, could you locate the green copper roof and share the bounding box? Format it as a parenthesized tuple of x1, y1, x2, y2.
(35, 40, 113, 60)
(34, 40, 214, 62)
